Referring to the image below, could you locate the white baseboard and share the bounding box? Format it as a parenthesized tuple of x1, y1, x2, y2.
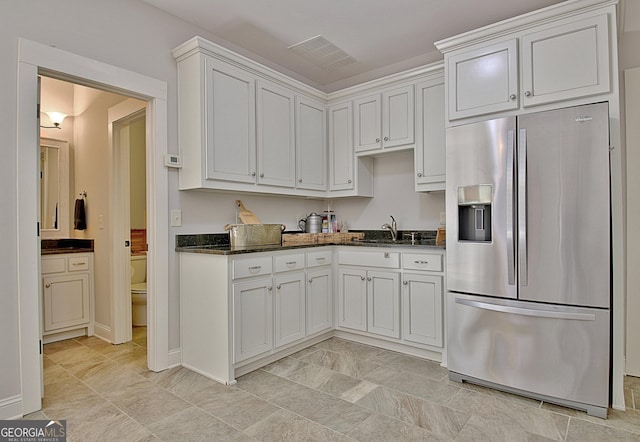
(93, 321, 112, 343)
(0, 394, 23, 420)
(167, 348, 182, 368)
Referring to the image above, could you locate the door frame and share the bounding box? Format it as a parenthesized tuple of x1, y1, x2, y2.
(17, 38, 169, 414)
(108, 101, 146, 345)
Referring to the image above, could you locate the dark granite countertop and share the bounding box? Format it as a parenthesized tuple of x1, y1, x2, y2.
(41, 238, 94, 255)
(176, 230, 445, 255)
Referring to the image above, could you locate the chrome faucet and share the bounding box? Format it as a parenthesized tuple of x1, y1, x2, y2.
(381, 215, 398, 242)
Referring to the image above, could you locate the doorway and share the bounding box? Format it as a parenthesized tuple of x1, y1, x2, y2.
(17, 38, 169, 414)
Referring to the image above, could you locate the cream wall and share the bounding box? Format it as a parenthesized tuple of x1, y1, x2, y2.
(130, 117, 146, 230)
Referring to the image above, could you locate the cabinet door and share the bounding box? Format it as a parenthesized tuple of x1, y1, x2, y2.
(328, 102, 354, 190)
(307, 268, 333, 335)
(521, 14, 610, 107)
(447, 39, 518, 120)
(43, 273, 90, 332)
(353, 94, 381, 152)
(256, 80, 296, 187)
(296, 96, 327, 190)
(205, 58, 257, 183)
(401, 273, 443, 347)
(367, 270, 400, 338)
(233, 278, 273, 362)
(274, 272, 306, 348)
(382, 85, 414, 148)
(415, 79, 445, 191)
(337, 268, 367, 331)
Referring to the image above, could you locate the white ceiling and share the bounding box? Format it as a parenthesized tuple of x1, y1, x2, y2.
(144, 0, 569, 92)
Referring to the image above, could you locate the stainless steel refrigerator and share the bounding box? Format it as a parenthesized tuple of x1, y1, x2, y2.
(446, 102, 611, 418)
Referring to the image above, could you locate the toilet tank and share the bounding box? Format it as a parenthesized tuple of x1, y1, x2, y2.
(131, 254, 147, 284)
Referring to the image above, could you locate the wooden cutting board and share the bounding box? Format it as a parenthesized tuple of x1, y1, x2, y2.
(236, 200, 261, 224)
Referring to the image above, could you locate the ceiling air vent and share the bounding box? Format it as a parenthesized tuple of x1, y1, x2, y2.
(288, 35, 357, 70)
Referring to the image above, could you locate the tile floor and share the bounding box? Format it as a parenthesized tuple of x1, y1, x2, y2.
(26, 328, 640, 441)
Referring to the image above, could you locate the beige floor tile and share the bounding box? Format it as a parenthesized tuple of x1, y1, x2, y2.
(566, 417, 640, 441)
(270, 383, 372, 434)
(340, 380, 378, 403)
(245, 408, 352, 442)
(364, 365, 460, 404)
(298, 349, 379, 378)
(235, 369, 298, 401)
(315, 338, 384, 360)
(103, 380, 190, 426)
(286, 362, 335, 388)
(64, 401, 153, 442)
(447, 388, 569, 441)
(190, 384, 280, 430)
(261, 356, 308, 377)
(367, 349, 449, 381)
(146, 366, 221, 399)
(454, 413, 558, 442)
(148, 406, 252, 441)
(348, 412, 447, 442)
(356, 385, 469, 439)
(73, 359, 148, 394)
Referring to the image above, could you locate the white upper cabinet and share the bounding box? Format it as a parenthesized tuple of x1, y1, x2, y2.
(520, 14, 610, 108)
(205, 57, 257, 185)
(327, 102, 373, 197)
(296, 96, 327, 191)
(256, 80, 296, 188)
(437, 2, 615, 123)
(447, 40, 519, 120)
(328, 102, 354, 191)
(415, 77, 446, 192)
(354, 85, 415, 153)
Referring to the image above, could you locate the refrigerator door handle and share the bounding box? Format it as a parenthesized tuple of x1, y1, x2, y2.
(506, 129, 516, 285)
(518, 128, 528, 286)
(454, 298, 596, 321)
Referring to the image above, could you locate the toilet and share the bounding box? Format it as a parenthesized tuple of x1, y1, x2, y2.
(130, 254, 147, 326)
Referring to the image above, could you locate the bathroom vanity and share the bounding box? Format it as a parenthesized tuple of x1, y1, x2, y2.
(41, 239, 95, 344)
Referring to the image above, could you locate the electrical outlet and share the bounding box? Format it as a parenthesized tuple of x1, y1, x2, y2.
(171, 210, 182, 227)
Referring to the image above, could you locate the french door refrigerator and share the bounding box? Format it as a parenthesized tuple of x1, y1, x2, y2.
(446, 102, 611, 418)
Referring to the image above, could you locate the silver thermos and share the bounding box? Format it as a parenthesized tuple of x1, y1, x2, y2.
(298, 212, 323, 233)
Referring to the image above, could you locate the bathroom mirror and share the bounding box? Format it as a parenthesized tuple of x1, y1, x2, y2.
(40, 138, 70, 238)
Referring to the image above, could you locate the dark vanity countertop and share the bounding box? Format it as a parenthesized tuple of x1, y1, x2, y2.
(176, 230, 444, 256)
(41, 238, 94, 255)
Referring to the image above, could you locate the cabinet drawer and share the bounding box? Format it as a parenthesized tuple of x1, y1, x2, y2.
(339, 250, 400, 268)
(233, 256, 273, 279)
(41, 258, 66, 274)
(68, 256, 90, 271)
(403, 253, 442, 272)
(306, 250, 332, 268)
(274, 253, 305, 273)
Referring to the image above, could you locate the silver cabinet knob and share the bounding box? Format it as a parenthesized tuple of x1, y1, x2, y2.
(251, 171, 256, 177)
(268, 286, 273, 291)
(276, 284, 281, 290)
(417, 172, 423, 177)
(347, 179, 352, 184)
(384, 136, 389, 141)
(298, 178, 302, 182)
(308, 279, 313, 284)
(376, 138, 380, 143)
(509, 94, 516, 100)
(45, 283, 51, 288)
(260, 173, 264, 177)
(360, 276, 365, 281)
(367, 276, 372, 281)
(524, 91, 532, 97)
(403, 281, 408, 285)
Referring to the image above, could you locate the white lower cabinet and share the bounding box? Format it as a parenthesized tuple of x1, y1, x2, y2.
(233, 278, 273, 363)
(274, 272, 306, 348)
(337, 268, 367, 331)
(338, 267, 400, 338)
(180, 245, 444, 385)
(307, 268, 333, 335)
(402, 273, 443, 347)
(41, 253, 94, 343)
(367, 271, 400, 339)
